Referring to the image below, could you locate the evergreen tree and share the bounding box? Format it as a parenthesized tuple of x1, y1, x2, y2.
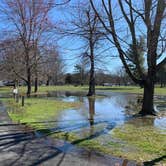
(126, 36, 146, 79)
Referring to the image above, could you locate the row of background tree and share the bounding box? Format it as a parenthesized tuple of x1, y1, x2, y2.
(0, 0, 165, 89)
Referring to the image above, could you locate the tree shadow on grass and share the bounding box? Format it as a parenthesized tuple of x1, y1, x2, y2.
(0, 125, 67, 166)
(0, 120, 127, 166)
(143, 155, 166, 166)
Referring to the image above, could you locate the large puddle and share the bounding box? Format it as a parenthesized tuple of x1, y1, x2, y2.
(33, 91, 166, 133)
(2, 91, 166, 162)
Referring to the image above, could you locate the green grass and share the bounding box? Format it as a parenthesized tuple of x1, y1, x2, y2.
(1, 85, 166, 164)
(6, 98, 80, 129)
(95, 85, 166, 95)
(3, 97, 166, 164)
(1, 85, 166, 95)
(49, 123, 164, 163)
(49, 124, 166, 163)
(110, 124, 166, 163)
(0, 87, 12, 93)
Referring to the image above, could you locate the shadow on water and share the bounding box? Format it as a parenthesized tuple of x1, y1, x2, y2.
(0, 119, 164, 166)
(0, 109, 127, 166)
(1, 91, 166, 165)
(8, 91, 166, 134)
(0, 100, 116, 166)
(88, 97, 95, 126)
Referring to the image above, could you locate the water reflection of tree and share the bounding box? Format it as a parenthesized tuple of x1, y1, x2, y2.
(88, 97, 95, 126)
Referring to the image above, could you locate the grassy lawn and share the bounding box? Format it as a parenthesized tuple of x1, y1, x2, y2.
(0, 85, 166, 95)
(1, 86, 166, 164)
(5, 98, 80, 129)
(111, 124, 166, 163)
(47, 123, 166, 164)
(6, 97, 165, 163)
(4, 96, 166, 164)
(0, 87, 12, 93)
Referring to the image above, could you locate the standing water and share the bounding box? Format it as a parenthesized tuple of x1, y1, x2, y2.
(35, 91, 166, 135)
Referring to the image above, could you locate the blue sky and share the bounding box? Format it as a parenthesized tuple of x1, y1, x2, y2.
(0, 0, 123, 74)
(50, 1, 123, 74)
(52, 0, 166, 74)
(0, 0, 165, 74)
(57, 35, 123, 74)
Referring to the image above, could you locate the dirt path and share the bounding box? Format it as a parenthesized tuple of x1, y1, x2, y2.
(0, 101, 137, 166)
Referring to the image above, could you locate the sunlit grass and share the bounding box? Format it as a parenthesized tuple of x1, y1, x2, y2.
(1, 85, 166, 164)
(111, 124, 166, 162)
(6, 98, 80, 129)
(0, 87, 12, 93)
(0, 85, 166, 95)
(45, 123, 166, 164)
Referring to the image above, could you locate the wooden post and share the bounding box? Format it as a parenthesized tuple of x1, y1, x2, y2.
(22, 96, 24, 107)
(16, 94, 19, 103)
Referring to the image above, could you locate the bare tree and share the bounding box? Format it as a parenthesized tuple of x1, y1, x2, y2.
(0, 38, 27, 83)
(66, 2, 105, 96)
(40, 45, 65, 86)
(90, 0, 166, 115)
(0, 0, 54, 96)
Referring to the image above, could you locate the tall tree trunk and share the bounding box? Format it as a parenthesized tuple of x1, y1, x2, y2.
(34, 76, 38, 93)
(87, 58, 95, 96)
(139, 78, 156, 115)
(87, 43, 95, 96)
(160, 81, 163, 88)
(46, 76, 50, 86)
(27, 68, 31, 97)
(34, 46, 38, 93)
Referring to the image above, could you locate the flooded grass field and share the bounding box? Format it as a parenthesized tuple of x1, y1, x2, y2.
(4, 91, 166, 164)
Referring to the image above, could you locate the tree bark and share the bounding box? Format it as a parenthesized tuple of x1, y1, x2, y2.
(34, 43, 38, 93)
(34, 77, 38, 93)
(46, 76, 50, 86)
(26, 67, 31, 97)
(89, 0, 165, 116)
(27, 82, 31, 97)
(87, 55, 95, 96)
(139, 78, 156, 115)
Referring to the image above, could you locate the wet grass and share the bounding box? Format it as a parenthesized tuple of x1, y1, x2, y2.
(96, 86, 166, 95)
(1, 87, 165, 164)
(4, 98, 166, 164)
(0, 87, 12, 93)
(42, 119, 165, 164)
(49, 123, 166, 164)
(5, 98, 81, 129)
(111, 124, 166, 163)
(49, 130, 112, 154)
(25, 85, 166, 95)
(1, 85, 166, 95)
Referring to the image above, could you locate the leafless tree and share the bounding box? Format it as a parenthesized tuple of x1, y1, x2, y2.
(40, 45, 65, 86)
(0, 0, 55, 96)
(90, 0, 166, 115)
(0, 38, 27, 83)
(65, 1, 105, 96)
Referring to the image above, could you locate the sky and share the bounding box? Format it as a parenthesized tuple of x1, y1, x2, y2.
(52, 0, 166, 74)
(50, 1, 123, 74)
(0, 0, 165, 74)
(57, 35, 123, 74)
